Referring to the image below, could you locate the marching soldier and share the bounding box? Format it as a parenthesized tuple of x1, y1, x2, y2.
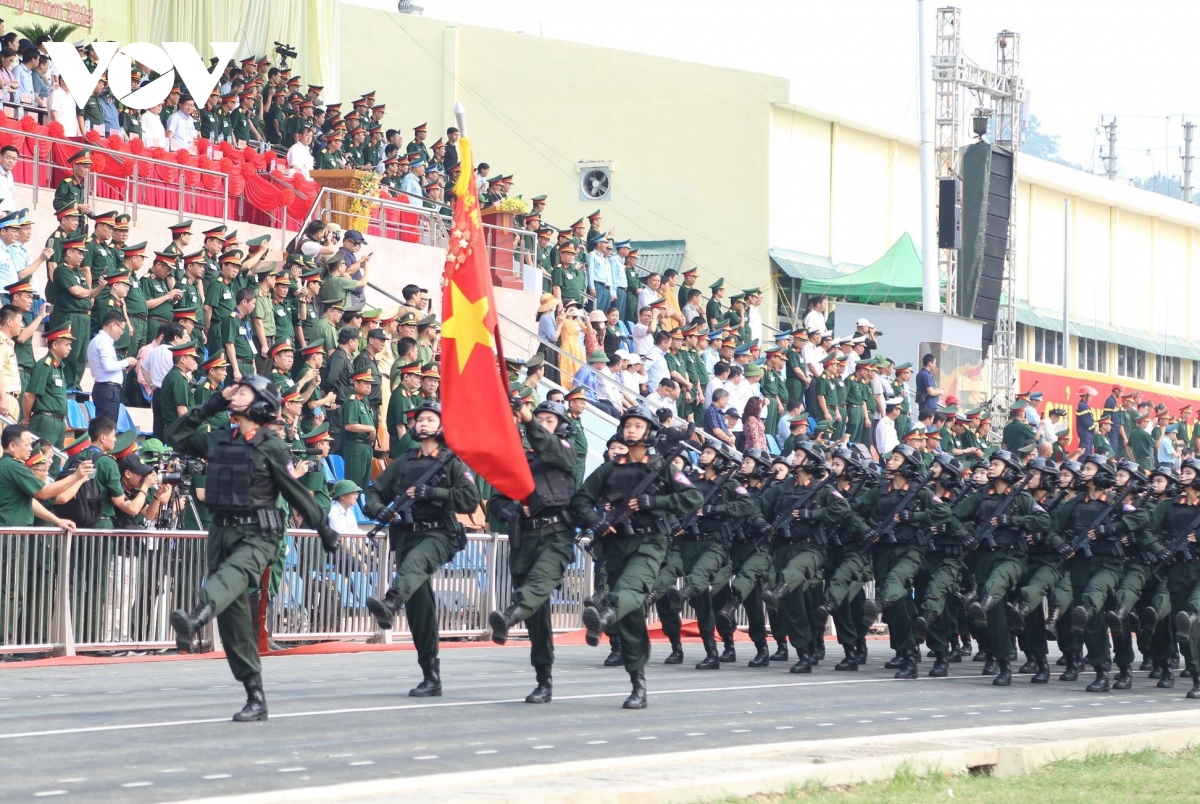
(1146, 457, 1200, 698)
(365, 402, 481, 697)
(167, 376, 338, 721)
(911, 453, 970, 677)
(487, 400, 578, 704)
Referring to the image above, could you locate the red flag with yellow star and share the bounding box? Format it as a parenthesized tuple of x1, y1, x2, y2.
(439, 136, 535, 501)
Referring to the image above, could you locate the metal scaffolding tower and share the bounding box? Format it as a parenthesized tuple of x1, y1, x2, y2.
(931, 7, 1024, 411)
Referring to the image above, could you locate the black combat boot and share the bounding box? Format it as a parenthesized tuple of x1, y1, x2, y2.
(489, 603, 522, 645)
(912, 615, 929, 644)
(695, 639, 721, 670)
(968, 595, 997, 629)
(1031, 657, 1050, 684)
(1007, 601, 1030, 635)
(169, 602, 214, 653)
(715, 595, 741, 633)
(893, 650, 918, 680)
(1149, 662, 1164, 679)
(972, 649, 988, 662)
(1188, 675, 1200, 699)
(1104, 607, 1127, 636)
(1157, 663, 1175, 689)
(1059, 651, 1082, 682)
(1140, 657, 1155, 672)
(1141, 606, 1160, 635)
(232, 673, 267, 722)
(718, 636, 737, 663)
(929, 652, 948, 678)
(1174, 611, 1197, 644)
(665, 585, 693, 615)
(1085, 665, 1111, 693)
(526, 665, 552, 704)
(854, 639, 868, 666)
(1112, 665, 1133, 690)
(884, 651, 906, 670)
(581, 604, 616, 647)
(1006, 641, 1018, 662)
(583, 585, 608, 611)
(960, 635, 973, 659)
(1070, 605, 1095, 635)
(366, 590, 407, 630)
(623, 668, 647, 709)
(813, 599, 833, 629)
(982, 656, 998, 676)
(1018, 655, 1038, 674)
(1045, 608, 1061, 640)
(761, 581, 790, 611)
(604, 633, 623, 666)
(770, 640, 789, 662)
(834, 645, 858, 671)
(861, 597, 882, 626)
(409, 658, 442, 697)
(789, 648, 812, 674)
(813, 640, 826, 662)
(264, 602, 283, 652)
(993, 658, 1012, 686)
(748, 641, 770, 667)
(663, 640, 684, 665)
(1171, 647, 1182, 669)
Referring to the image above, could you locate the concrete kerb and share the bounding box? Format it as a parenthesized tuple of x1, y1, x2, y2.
(182, 710, 1200, 804)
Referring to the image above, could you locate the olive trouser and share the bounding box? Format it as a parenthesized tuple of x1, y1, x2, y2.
(342, 438, 374, 493)
(711, 541, 771, 644)
(1148, 576, 1176, 664)
(972, 548, 1025, 661)
(1015, 556, 1061, 660)
(603, 530, 669, 673)
(29, 412, 65, 453)
(1167, 561, 1200, 672)
(1069, 554, 1123, 669)
(651, 543, 684, 643)
(1111, 560, 1152, 668)
(60, 312, 90, 388)
(846, 407, 868, 447)
(386, 527, 458, 667)
(772, 541, 825, 649)
(917, 549, 962, 656)
(678, 537, 729, 641)
(874, 543, 923, 653)
(198, 524, 282, 681)
(956, 556, 977, 641)
(824, 544, 872, 649)
(509, 525, 576, 668)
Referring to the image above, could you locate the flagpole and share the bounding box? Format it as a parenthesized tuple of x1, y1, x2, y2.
(454, 101, 467, 138)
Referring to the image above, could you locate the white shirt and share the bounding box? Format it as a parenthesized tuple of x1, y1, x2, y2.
(644, 346, 669, 389)
(746, 305, 763, 344)
(0, 164, 14, 213)
(705, 376, 729, 406)
(615, 368, 642, 396)
(803, 309, 826, 334)
(166, 110, 197, 153)
(870, 375, 890, 417)
(631, 322, 654, 356)
(287, 141, 315, 179)
(329, 502, 361, 533)
(140, 110, 167, 148)
(597, 365, 625, 411)
(87, 330, 126, 384)
(875, 414, 899, 456)
(637, 286, 660, 311)
(801, 341, 826, 377)
(1037, 416, 1061, 445)
(146, 343, 176, 388)
(49, 87, 79, 137)
(0, 245, 16, 288)
(643, 389, 677, 418)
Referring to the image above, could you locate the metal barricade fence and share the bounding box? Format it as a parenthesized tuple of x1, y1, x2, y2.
(1, 528, 774, 657)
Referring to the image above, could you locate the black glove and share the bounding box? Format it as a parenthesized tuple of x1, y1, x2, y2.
(1094, 524, 1111, 537)
(319, 526, 340, 554)
(1055, 541, 1072, 557)
(636, 494, 654, 511)
(412, 484, 447, 501)
(864, 528, 879, 543)
(1156, 548, 1174, 564)
(793, 508, 814, 521)
(753, 521, 772, 538)
(198, 390, 230, 419)
(995, 514, 1017, 527)
(933, 523, 948, 535)
(702, 505, 717, 516)
(898, 509, 925, 523)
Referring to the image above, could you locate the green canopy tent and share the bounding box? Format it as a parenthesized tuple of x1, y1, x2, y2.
(799, 233, 926, 304)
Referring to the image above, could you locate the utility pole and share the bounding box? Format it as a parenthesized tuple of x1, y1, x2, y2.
(1101, 117, 1118, 180)
(917, 0, 938, 312)
(1183, 121, 1195, 202)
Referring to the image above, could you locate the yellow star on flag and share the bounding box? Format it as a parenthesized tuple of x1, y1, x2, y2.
(440, 280, 495, 374)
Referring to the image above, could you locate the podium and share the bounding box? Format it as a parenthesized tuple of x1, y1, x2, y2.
(480, 208, 524, 289)
(311, 169, 375, 231)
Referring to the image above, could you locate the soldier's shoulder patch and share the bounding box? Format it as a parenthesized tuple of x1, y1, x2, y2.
(559, 439, 570, 449)
(830, 489, 843, 499)
(1122, 503, 1135, 512)
(462, 469, 474, 482)
(673, 471, 692, 487)
(930, 495, 946, 505)
(1033, 503, 1046, 513)
(734, 484, 748, 495)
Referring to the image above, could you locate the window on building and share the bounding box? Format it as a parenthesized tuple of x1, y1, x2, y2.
(1032, 327, 1063, 366)
(1156, 354, 1181, 386)
(1193, 360, 1200, 389)
(1015, 323, 1026, 360)
(1116, 345, 1146, 380)
(1077, 337, 1107, 374)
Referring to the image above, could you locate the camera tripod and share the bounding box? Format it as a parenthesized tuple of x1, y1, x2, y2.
(158, 482, 205, 531)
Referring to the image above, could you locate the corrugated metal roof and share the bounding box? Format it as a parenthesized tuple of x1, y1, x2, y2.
(1016, 301, 1200, 361)
(769, 248, 861, 281)
(630, 239, 686, 276)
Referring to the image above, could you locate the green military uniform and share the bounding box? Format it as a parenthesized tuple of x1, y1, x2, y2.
(844, 374, 871, 446)
(159, 364, 194, 437)
(91, 447, 123, 530)
(710, 478, 777, 658)
(140, 272, 175, 333)
(321, 345, 354, 449)
(53, 176, 87, 215)
(51, 262, 92, 389)
(566, 411, 589, 489)
(219, 310, 257, 379)
(784, 344, 808, 402)
(352, 349, 383, 416)
(551, 264, 586, 306)
(205, 276, 240, 342)
(83, 236, 118, 281)
(340, 393, 376, 491)
(26, 353, 68, 450)
(1001, 416, 1036, 454)
(816, 473, 875, 664)
(365, 443, 481, 687)
(760, 358, 785, 436)
(1128, 425, 1155, 471)
(385, 386, 416, 459)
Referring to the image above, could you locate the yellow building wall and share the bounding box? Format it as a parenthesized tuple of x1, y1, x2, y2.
(340, 7, 789, 304)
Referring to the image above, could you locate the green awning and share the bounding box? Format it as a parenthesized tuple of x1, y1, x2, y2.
(1016, 301, 1200, 361)
(769, 249, 860, 281)
(797, 233, 925, 304)
(630, 239, 686, 275)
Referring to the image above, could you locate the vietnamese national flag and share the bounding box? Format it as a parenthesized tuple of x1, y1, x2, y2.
(439, 135, 535, 501)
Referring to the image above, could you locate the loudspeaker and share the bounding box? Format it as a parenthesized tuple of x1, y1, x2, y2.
(959, 144, 1014, 355)
(938, 177, 962, 249)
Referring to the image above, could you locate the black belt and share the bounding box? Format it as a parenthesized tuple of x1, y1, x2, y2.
(96, 381, 122, 387)
(396, 520, 445, 532)
(522, 514, 564, 529)
(33, 412, 64, 421)
(129, 313, 147, 320)
(213, 513, 259, 527)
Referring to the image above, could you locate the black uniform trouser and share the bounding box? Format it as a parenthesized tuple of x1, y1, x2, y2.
(824, 544, 871, 649)
(1015, 555, 1059, 660)
(509, 525, 575, 668)
(603, 530, 668, 672)
(973, 547, 1025, 660)
(387, 528, 458, 667)
(874, 543, 923, 653)
(679, 537, 729, 641)
(1068, 553, 1123, 669)
(711, 541, 770, 644)
(198, 524, 282, 681)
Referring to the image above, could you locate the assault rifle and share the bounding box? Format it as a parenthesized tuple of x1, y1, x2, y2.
(1151, 503, 1200, 580)
(751, 473, 836, 550)
(1052, 486, 1137, 578)
(859, 473, 932, 555)
(578, 424, 696, 549)
(966, 475, 1031, 552)
(670, 450, 743, 541)
(366, 449, 458, 539)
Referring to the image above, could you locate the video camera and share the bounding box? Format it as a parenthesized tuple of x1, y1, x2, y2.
(152, 449, 205, 487)
(274, 41, 298, 68)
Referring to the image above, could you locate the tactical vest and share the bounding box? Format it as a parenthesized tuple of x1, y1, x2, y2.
(1168, 499, 1200, 562)
(526, 453, 574, 516)
(400, 450, 450, 521)
(930, 490, 962, 551)
(1071, 495, 1122, 558)
(777, 482, 824, 544)
(206, 431, 279, 513)
(876, 487, 923, 546)
(977, 489, 1025, 550)
(606, 459, 660, 529)
(691, 476, 729, 538)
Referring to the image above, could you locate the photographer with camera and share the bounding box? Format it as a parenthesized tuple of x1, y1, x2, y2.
(168, 375, 339, 722)
(286, 220, 340, 262)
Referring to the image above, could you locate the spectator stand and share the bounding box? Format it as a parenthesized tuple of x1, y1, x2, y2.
(299, 184, 449, 249)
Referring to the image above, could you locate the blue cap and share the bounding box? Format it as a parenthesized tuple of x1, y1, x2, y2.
(15, 208, 31, 226)
(613, 239, 631, 250)
(733, 343, 752, 356)
(774, 330, 791, 342)
(587, 231, 605, 245)
(1166, 423, 1179, 434)
(0, 211, 20, 229)
(409, 157, 426, 168)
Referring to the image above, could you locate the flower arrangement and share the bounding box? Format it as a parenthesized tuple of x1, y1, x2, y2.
(493, 195, 531, 214)
(348, 169, 383, 232)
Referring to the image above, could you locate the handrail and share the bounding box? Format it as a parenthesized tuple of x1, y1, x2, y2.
(299, 185, 450, 246)
(17, 127, 231, 178)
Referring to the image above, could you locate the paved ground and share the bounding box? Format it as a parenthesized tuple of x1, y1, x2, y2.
(0, 640, 1195, 802)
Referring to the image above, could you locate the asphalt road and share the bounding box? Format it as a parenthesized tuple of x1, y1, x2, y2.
(0, 640, 1194, 801)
